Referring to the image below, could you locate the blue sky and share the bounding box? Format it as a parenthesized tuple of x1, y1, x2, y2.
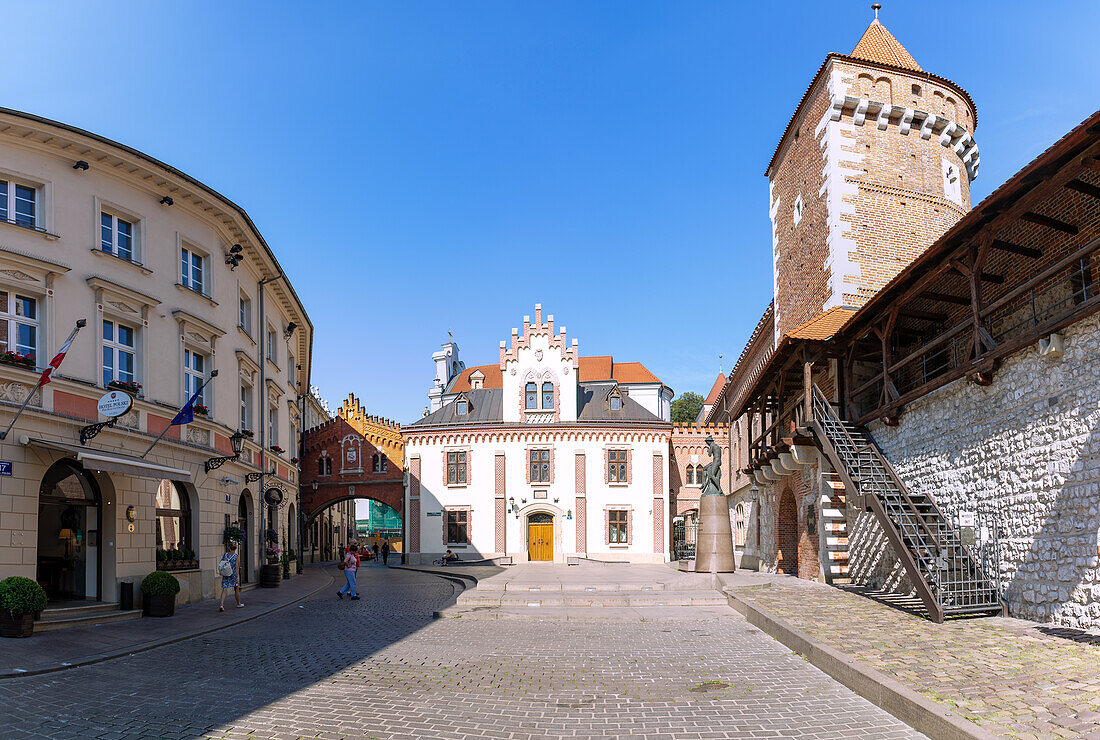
(5, 2, 1098, 423)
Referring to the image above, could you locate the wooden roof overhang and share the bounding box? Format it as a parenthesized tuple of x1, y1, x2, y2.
(835, 109, 1100, 426)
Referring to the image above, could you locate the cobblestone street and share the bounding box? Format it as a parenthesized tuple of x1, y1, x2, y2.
(0, 567, 923, 739)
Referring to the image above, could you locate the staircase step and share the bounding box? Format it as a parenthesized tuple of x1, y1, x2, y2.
(457, 589, 728, 608)
(36, 609, 143, 632)
(40, 602, 121, 619)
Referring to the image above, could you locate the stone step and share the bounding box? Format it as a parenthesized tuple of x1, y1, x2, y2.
(472, 580, 705, 593)
(457, 589, 728, 608)
(40, 602, 121, 619)
(435, 605, 742, 621)
(35, 608, 143, 632)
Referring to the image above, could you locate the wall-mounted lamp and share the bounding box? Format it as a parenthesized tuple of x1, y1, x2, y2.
(73, 160, 89, 171)
(204, 430, 247, 473)
(283, 322, 298, 340)
(566, 509, 573, 520)
(159, 196, 174, 206)
(521, 498, 527, 504)
(508, 496, 517, 513)
(553, 497, 559, 503)
(225, 243, 244, 270)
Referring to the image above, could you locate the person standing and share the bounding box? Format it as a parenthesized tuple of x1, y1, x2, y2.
(381, 540, 391, 566)
(218, 541, 244, 611)
(337, 543, 360, 600)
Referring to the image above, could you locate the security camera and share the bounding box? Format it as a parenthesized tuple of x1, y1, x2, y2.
(222, 476, 241, 486)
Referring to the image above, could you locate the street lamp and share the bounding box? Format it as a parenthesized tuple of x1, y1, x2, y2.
(205, 430, 247, 473)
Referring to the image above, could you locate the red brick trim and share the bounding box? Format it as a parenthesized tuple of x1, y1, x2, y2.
(409, 457, 421, 553)
(574, 452, 585, 495)
(575, 496, 586, 554)
(653, 497, 664, 553)
(494, 452, 506, 553)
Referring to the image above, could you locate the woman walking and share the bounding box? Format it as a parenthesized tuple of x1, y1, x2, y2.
(218, 541, 244, 611)
(337, 543, 360, 600)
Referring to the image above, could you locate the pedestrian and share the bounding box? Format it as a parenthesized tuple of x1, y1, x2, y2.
(337, 543, 360, 600)
(381, 540, 390, 566)
(218, 541, 244, 611)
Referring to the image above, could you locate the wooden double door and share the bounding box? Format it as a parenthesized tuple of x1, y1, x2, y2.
(527, 513, 554, 561)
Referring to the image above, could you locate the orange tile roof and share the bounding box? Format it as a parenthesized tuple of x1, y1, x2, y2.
(788, 306, 857, 341)
(850, 19, 922, 72)
(448, 356, 661, 393)
(704, 373, 726, 405)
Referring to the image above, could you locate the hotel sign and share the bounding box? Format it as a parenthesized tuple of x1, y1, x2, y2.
(97, 391, 133, 418)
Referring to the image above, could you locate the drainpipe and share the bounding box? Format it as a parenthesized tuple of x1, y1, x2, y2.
(256, 271, 285, 558)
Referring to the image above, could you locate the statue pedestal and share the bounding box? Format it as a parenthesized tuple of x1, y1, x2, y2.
(694, 492, 736, 573)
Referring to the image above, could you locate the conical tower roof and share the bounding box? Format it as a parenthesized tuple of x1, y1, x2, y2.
(850, 9, 922, 71)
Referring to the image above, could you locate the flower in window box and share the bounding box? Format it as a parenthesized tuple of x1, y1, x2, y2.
(290, 457, 299, 465)
(108, 380, 143, 395)
(270, 444, 285, 455)
(192, 404, 210, 417)
(0, 351, 35, 369)
(239, 429, 254, 439)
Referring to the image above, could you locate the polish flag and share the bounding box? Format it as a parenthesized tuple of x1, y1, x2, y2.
(39, 335, 76, 387)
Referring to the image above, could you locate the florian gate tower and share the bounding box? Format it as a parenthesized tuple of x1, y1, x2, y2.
(768, 6, 979, 338)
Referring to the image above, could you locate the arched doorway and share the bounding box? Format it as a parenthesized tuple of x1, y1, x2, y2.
(288, 504, 297, 565)
(527, 512, 554, 562)
(238, 490, 254, 584)
(776, 487, 798, 576)
(37, 460, 102, 601)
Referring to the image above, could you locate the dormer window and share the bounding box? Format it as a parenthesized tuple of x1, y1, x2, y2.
(608, 388, 623, 411)
(455, 399, 468, 415)
(525, 382, 537, 410)
(470, 369, 484, 390)
(541, 382, 554, 409)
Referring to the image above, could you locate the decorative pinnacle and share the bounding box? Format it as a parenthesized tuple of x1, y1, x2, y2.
(872, 3, 880, 21)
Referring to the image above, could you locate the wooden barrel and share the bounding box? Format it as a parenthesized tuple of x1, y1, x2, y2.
(260, 563, 282, 588)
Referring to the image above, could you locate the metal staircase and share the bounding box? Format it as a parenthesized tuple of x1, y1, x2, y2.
(808, 385, 1004, 622)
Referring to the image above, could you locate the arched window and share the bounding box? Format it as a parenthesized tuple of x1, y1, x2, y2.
(525, 382, 537, 410)
(372, 454, 381, 473)
(541, 382, 554, 409)
(686, 466, 695, 485)
(379, 455, 387, 473)
(695, 464, 706, 486)
(735, 503, 747, 547)
(156, 480, 191, 552)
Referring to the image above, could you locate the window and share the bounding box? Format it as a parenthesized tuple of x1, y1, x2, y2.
(529, 449, 550, 483)
(608, 510, 628, 544)
(609, 393, 622, 411)
(239, 294, 252, 336)
(180, 247, 206, 295)
(0, 179, 36, 228)
(694, 464, 706, 487)
(447, 451, 467, 485)
(379, 455, 387, 473)
(541, 382, 554, 409)
(102, 319, 136, 386)
(0, 291, 38, 361)
(318, 455, 332, 476)
(446, 509, 469, 545)
(372, 454, 381, 473)
(525, 382, 537, 410)
(155, 480, 191, 552)
(267, 327, 277, 365)
(455, 399, 468, 415)
(793, 194, 804, 225)
(268, 405, 278, 446)
(100, 212, 134, 261)
(911, 83, 921, 96)
(735, 503, 747, 547)
(240, 383, 252, 430)
(608, 450, 628, 483)
(685, 466, 695, 486)
(183, 349, 206, 405)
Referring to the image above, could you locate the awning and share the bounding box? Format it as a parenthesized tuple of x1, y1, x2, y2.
(19, 436, 193, 482)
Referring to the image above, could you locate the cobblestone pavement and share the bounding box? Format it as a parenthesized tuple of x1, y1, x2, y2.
(732, 578, 1100, 739)
(0, 567, 924, 739)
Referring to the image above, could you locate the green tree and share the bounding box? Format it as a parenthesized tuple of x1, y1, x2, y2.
(670, 391, 704, 424)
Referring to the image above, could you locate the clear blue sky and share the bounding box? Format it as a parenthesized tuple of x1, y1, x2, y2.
(6, 2, 1098, 423)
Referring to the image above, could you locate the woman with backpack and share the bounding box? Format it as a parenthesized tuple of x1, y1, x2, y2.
(337, 543, 360, 600)
(218, 541, 244, 612)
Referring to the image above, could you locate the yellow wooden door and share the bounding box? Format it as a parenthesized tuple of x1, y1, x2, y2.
(528, 523, 553, 561)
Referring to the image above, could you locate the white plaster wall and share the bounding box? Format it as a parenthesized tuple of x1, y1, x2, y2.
(502, 332, 578, 423)
(869, 313, 1100, 629)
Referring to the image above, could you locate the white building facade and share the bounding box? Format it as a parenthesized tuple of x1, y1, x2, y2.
(403, 305, 674, 564)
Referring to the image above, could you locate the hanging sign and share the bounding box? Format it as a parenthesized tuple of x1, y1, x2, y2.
(263, 487, 284, 507)
(97, 391, 134, 418)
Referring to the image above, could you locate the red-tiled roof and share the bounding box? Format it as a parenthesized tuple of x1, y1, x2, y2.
(447, 356, 661, 393)
(788, 306, 857, 341)
(850, 19, 922, 71)
(704, 373, 727, 405)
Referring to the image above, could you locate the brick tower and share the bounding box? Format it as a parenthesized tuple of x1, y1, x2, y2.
(767, 5, 979, 338)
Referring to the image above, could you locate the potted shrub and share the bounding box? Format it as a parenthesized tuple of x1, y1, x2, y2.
(140, 570, 180, 617)
(192, 404, 210, 418)
(107, 379, 142, 396)
(223, 524, 244, 544)
(0, 576, 48, 638)
(156, 549, 168, 570)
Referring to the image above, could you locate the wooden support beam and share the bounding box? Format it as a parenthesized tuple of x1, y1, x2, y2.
(899, 308, 947, 322)
(991, 239, 1042, 259)
(1065, 178, 1100, 200)
(921, 290, 971, 305)
(1021, 211, 1079, 235)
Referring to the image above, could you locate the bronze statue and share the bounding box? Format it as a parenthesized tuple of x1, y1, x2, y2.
(694, 434, 736, 573)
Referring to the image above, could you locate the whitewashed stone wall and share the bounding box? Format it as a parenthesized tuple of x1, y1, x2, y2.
(868, 312, 1100, 629)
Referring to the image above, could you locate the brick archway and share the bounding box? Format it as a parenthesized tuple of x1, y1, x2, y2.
(301, 413, 404, 521)
(776, 485, 798, 576)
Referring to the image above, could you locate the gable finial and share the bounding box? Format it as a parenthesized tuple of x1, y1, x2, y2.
(872, 3, 881, 21)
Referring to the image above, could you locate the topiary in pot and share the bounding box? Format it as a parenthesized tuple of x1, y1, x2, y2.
(0, 576, 48, 638)
(140, 570, 180, 617)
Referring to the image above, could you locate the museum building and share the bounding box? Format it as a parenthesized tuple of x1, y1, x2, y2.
(0, 107, 312, 615)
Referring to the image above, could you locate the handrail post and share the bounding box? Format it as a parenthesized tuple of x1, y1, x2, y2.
(803, 361, 813, 424)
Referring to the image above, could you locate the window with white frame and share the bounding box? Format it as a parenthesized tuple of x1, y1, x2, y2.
(180, 246, 207, 295)
(0, 179, 37, 228)
(100, 212, 135, 262)
(266, 327, 277, 365)
(0, 291, 38, 362)
(268, 404, 278, 446)
(183, 349, 206, 406)
(102, 319, 136, 386)
(239, 293, 252, 336)
(240, 383, 252, 430)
